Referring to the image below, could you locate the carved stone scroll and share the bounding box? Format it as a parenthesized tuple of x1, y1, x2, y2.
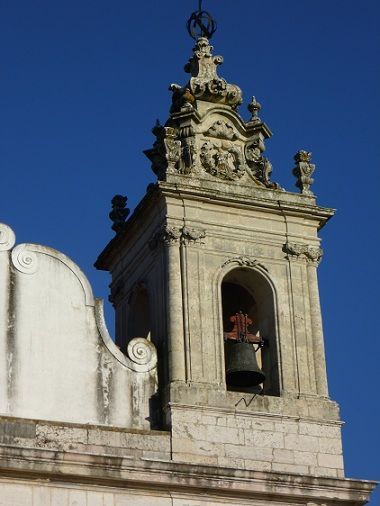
(11, 244, 38, 274)
(0, 223, 16, 251)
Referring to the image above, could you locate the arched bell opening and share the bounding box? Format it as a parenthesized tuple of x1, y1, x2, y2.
(221, 267, 280, 396)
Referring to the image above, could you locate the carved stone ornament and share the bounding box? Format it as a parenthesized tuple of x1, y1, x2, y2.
(11, 244, 38, 274)
(150, 225, 206, 249)
(144, 123, 182, 179)
(247, 96, 262, 124)
(0, 223, 16, 251)
(283, 242, 323, 263)
(109, 195, 130, 234)
(200, 141, 245, 180)
(170, 37, 242, 113)
(292, 150, 315, 195)
(245, 139, 280, 189)
(222, 256, 268, 272)
(181, 226, 206, 244)
(205, 120, 237, 140)
(127, 337, 157, 370)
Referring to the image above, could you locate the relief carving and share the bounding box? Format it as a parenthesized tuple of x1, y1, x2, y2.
(222, 256, 268, 272)
(181, 226, 206, 244)
(200, 141, 245, 180)
(283, 242, 323, 263)
(150, 225, 206, 249)
(205, 120, 237, 140)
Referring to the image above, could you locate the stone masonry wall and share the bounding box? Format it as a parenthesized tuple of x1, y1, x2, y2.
(171, 406, 344, 478)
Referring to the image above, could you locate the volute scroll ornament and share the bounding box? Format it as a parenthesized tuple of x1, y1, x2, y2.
(11, 244, 38, 274)
(0, 223, 16, 251)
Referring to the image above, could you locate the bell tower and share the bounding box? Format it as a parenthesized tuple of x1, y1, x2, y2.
(95, 7, 372, 499)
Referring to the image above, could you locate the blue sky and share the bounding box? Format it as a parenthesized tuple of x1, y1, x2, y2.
(1, 0, 379, 500)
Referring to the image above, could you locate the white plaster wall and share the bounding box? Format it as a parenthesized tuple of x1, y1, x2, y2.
(0, 224, 158, 429)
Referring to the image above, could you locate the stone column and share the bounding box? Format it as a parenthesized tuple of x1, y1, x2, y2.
(307, 256, 329, 397)
(163, 229, 186, 383)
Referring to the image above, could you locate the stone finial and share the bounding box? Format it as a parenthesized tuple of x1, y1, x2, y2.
(248, 96, 262, 123)
(169, 37, 242, 113)
(292, 150, 315, 195)
(109, 195, 130, 234)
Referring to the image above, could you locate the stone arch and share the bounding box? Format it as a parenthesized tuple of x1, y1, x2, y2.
(218, 261, 280, 395)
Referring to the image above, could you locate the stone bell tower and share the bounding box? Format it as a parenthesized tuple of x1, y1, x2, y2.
(94, 10, 376, 505)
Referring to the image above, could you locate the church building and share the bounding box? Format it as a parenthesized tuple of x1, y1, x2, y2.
(0, 6, 376, 505)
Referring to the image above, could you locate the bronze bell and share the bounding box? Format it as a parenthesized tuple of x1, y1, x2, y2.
(224, 311, 265, 388)
(225, 340, 265, 387)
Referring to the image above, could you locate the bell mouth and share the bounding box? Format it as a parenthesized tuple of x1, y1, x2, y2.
(226, 370, 265, 388)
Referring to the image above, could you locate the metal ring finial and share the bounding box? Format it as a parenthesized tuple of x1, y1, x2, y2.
(187, 1, 217, 40)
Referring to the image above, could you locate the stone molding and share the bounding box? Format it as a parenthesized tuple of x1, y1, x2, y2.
(0, 442, 375, 505)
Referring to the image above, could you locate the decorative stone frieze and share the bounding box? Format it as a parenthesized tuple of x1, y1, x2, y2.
(222, 255, 268, 272)
(293, 150, 315, 195)
(284, 242, 323, 263)
(11, 244, 38, 274)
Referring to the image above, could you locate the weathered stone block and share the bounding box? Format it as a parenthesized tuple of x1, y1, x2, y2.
(245, 430, 284, 448)
(284, 434, 319, 453)
(317, 453, 344, 469)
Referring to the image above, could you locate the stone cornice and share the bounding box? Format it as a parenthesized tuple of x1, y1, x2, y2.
(95, 182, 334, 271)
(0, 444, 375, 504)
